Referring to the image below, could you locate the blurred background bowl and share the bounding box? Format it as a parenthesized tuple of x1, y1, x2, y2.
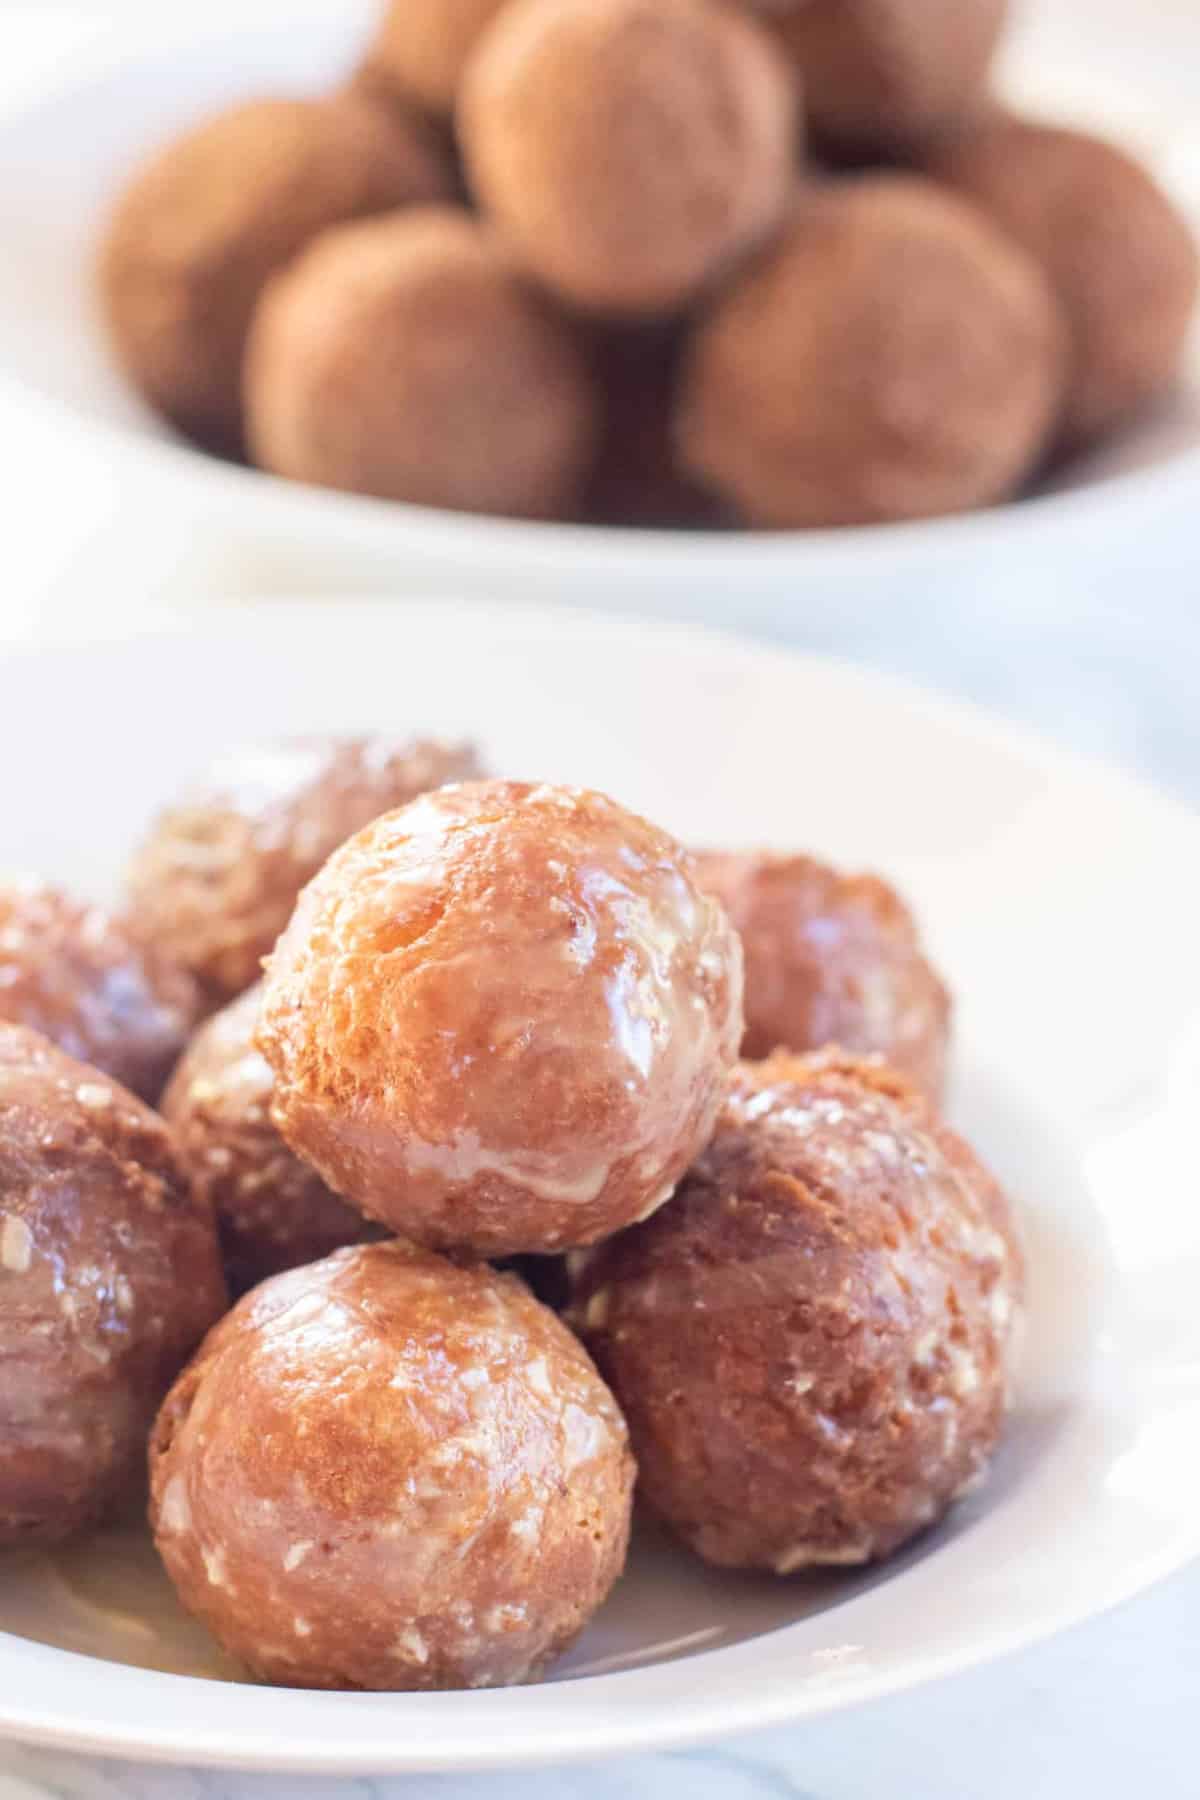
(0, 0, 1198, 635)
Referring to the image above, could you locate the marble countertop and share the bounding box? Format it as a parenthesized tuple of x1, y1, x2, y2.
(2, 5, 1198, 1797)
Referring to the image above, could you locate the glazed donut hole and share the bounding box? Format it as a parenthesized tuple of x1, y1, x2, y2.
(0, 1023, 227, 1546)
(257, 778, 744, 1256)
(93, 0, 1196, 528)
(0, 877, 203, 1103)
(149, 1242, 634, 1690)
(124, 734, 481, 1009)
(692, 849, 952, 1102)
(161, 986, 385, 1296)
(569, 1050, 1024, 1572)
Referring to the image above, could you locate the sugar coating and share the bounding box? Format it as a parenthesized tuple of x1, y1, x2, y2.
(245, 207, 601, 522)
(927, 115, 1200, 445)
(99, 94, 455, 456)
(678, 175, 1066, 530)
(458, 0, 797, 316)
(358, 0, 511, 114)
(765, 0, 1009, 156)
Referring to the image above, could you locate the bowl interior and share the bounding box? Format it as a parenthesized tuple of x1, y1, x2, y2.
(0, 602, 1198, 1773)
(0, 0, 1197, 538)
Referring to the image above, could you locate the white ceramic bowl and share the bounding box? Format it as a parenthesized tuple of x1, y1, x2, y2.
(0, 597, 1198, 1774)
(0, 0, 1199, 626)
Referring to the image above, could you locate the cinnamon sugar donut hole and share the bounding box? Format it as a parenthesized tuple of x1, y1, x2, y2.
(360, 0, 511, 115)
(245, 209, 599, 519)
(99, 94, 454, 455)
(927, 116, 1200, 445)
(763, 0, 1009, 158)
(677, 175, 1066, 526)
(458, 0, 798, 316)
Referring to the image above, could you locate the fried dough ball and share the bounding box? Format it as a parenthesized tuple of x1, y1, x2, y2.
(245, 208, 599, 518)
(99, 94, 455, 456)
(677, 175, 1066, 527)
(763, 0, 1009, 157)
(0, 880, 203, 1103)
(258, 780, 744, 1256)
(571, 1051, 1023, 1572)
(692, 852, 950, 1100)
(162, 987, 383, 1296)
(150, 1242, 633, 1689)
(0, 1024, 227, 1546)
(458, 0, 798, 316)
(926, 117, 1200, 445)
(360, 0, 511, 115)
(125, 735, 480, 1010)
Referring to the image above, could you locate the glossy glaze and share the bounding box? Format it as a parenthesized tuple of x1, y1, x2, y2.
(126, 735, 480, 1006)
(572, 1051, 1023, 1571)
(0, 1023, 227, 1545)
(0, 879, 202, 1103)
(150, 1241, 634, 1689)
(693, 850, 951, 1100)
(162, 986, 381, 1295)
(259, 781, 743, 1255)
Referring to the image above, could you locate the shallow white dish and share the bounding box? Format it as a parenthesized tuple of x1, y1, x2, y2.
(1, 0, 1200, 623)
(0, 597, 1198, 1773)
